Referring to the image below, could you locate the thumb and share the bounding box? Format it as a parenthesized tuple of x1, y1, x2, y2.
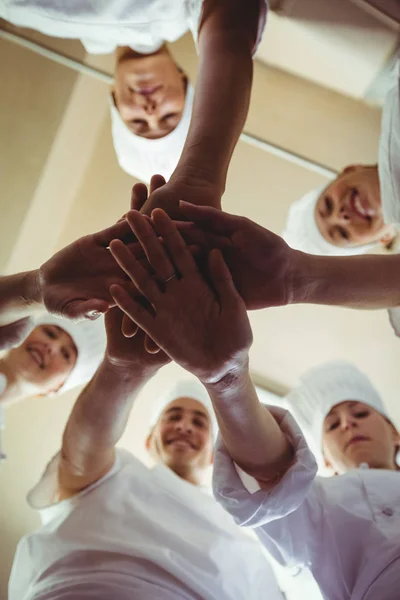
(178, 201, 239, 234)
(208, 249, 242, 309)
(64, 298, 109, 321)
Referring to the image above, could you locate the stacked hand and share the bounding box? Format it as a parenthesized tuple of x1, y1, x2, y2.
(109, 209, 252, 384)
(104, 307, 170, 375)
(176, 203, 297, 310)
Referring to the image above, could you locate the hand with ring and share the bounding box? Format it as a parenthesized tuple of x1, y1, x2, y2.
(108, 209, 252, 384)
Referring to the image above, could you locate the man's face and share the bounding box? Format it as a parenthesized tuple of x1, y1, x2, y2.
(314, 165, 394, 248)
(113, 47, 187, 139)
(7, 324, 77, 394)
(147, 397, 214, 477)
(322, 400, 400, 474)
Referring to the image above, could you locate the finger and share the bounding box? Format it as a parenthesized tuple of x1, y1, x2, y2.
(178, 201, 240, 234)
(110, 284, 155, 335)
(208, 249, 242, 309)
(94, 219, 136, 246)
(64, 298, 109, 321)
(149, 174, 166, 195)
(130, 183, 149, 211)
(145, 334, 161, 354)
(109, 239, 161, 306)
(122, 313, 139, 337)
(126, 211, 176, 281)
(151, 209, 197, 276)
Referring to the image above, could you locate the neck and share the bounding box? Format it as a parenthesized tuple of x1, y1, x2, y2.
(169, 463, 205, 487)
(116, 45, 165, 62)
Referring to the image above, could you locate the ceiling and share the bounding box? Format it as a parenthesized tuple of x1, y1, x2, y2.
(1, 5, 400, 596)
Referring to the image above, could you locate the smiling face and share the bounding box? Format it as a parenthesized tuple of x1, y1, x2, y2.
(322, 401, 400, 474)
(6, 324, 77, 395)
(113, 46, 187, 139)
(314, 165, 395, 249)
(147, 397, 214, 481)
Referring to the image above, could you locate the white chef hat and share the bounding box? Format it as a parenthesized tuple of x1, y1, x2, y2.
(150, 378, 218, 440)
(285, 360, 390, 463)
(282, 187, 373, 256)
(110, 84, 194, 183)
(34, 314, 107, 394)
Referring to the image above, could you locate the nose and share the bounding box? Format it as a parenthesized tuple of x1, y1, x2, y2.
(135, 92, 158, 115)
(338, 205, 351, 222)
(340, 414, 357, 431)
(174, 418, 193, 434)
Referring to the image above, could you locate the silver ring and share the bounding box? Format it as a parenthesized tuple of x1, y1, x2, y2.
(164, 273, 177, 283)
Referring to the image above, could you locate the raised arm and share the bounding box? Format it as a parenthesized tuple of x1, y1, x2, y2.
(58, 308, 169, 500)
(109, 209, 293, 484)
(177, 203, 400, 311)
(140, 0, 265, 216)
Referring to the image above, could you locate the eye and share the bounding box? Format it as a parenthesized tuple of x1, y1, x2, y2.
(354, 410, 369, 419)
(338, 227, 349, 240)
(162, 113, 178, 122)
(131, 119, 147, 125)
(168, 414, 181, 422)
(44, 326, 56, 339)
(61, 347, 71, 362)
(327, 420, 339, 432)
(325, 196, 333, 214)
(193, 418, 205, 428)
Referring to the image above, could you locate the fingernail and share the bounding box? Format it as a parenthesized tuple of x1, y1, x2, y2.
(88, 310, 100, 319)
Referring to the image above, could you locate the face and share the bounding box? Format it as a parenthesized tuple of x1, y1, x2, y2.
(113, 46, 187, 139)
(322, 401, 400, 474)
(314, 165, 395, 248)
(7, 324, 77, 394)
(147, 397, 214, 476)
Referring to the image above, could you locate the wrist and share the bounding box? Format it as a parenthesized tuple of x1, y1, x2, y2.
(104, 353, 159, 382)
(201, 356, 250, 391)
(169, 166, 225, 196)
(23, 270, 43, 307)
(289, 251, 321, 305)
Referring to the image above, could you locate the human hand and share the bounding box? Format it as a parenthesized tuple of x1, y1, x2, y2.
(176, 202, 298, 310)
(0, 317, 34, 351)
(104, 307, 170, 375)
(139, 175, 222, 219)
(109, 209, 252, 384)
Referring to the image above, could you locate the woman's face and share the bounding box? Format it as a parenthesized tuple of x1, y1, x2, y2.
(7, 324, 77, 394)
(113, 47, 187, 139)
(322, 401, 400, 474)
(314, 165, 395, 248)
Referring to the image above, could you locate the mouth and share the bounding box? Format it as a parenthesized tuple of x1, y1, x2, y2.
(135, 85, 162, 96)
(26, 345, 45, 369)
(349, 189, 374, 222)
(345, 435, 370, 450)
(166, 438, 196, 450)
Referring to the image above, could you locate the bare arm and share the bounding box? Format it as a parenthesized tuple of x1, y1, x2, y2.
(172, 0, 261, 193)
(205, 366, 293, 486)
(58, 309, 169, 499)
(0, 271, 42, 327)
(295, 251, 400, 309)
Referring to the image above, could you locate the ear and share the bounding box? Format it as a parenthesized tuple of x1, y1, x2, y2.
(379, 225, 396, 245)
(145, 432, 152, 452)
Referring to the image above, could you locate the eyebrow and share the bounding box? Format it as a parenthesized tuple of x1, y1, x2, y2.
(164, 407, 209, 420)
(326, 401, 360, 417)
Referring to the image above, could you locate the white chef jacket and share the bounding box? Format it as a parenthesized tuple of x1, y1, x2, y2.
(0, 0, 268, 56)
(9, 447, 284, 600)
(213, 406, 400, 600)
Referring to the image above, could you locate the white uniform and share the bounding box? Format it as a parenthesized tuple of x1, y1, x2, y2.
(9, 448, 284, 600)
(0, 0, 267, 56)
(213, 406, 400, 600)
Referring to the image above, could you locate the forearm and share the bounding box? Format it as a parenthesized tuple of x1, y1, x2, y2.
(0, 270, 42, 326)
(61, 357, 153, 475)
(293, 252, 400, 309)
(204, 365, 293, 484)
(171, 33, 253, 194)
